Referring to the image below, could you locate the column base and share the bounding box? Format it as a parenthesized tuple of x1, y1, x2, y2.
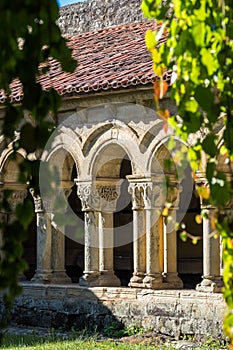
(196, 275, 223, 293)
(31, 269, 53, 284)
(97, 270, 121, 287)
(128, 272, 145, 288)
(163, 272, 183, 289)
(31, 270, 71, 284)
(49, 270, 72, 284)
(79, 271, 121, 287)
(143, 273, 164, 289)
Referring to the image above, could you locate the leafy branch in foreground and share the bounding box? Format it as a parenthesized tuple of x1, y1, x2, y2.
(0, 0, 76, 336)
(141, 0, 233, 344)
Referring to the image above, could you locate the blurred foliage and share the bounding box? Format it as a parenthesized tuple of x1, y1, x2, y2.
(142, 0, 233, 344)
(0, 0, 76, 338)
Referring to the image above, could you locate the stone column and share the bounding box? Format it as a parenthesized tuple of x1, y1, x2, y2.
(77, 180, 121, 287)
(77, 181, 100, 286)
(163, 182, 183, 288)
(49, 187, 72, 284)
(163, 210, 183, 288)
(196, 208, 223, 292)
(8, 189, 28, 281)
(142, 181, 164, 289)
(30, 191, 53, 283)
(97, 211, 121, 286)
(128, 180, 146, 288)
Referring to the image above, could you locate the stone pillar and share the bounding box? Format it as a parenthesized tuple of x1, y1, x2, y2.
(163, 210, 183, 288)
(77, 181, 100, 286)
(49, 187, 72, 284)
(142, 181, 164, 289)
(31, 188, 71, 284)
(128, 180, 146, 288)
(163, 182, 183, 288)
(97, 211, 121, 286)
(196, 208, 223, 292)
(77, 180, 121, 287)
(8, 189, 28, 281)
(30, 191, 53, 283)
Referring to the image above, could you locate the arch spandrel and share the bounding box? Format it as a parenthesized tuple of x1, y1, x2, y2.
(85, 137, 149, 178)
(82, 120, 139, 158)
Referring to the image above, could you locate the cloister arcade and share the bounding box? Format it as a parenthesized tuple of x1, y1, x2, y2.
(0, 102, 223, 292)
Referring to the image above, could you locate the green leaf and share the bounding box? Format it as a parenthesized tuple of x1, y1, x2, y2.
(192, 21, 205, 47)
(200, 48, 218, 75)
(184, 99, 199, 113)
(145, 30, 157, 50)
(194, 86, 215, 112)
(202, 134, 218, 158)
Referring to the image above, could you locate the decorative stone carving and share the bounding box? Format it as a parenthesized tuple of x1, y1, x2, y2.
(76, 181, 120, 211)
(128, 180, 164, 210)
(30, 189, 44, 213)
(8, 189, 28, 211)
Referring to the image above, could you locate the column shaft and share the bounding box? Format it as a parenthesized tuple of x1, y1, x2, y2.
(97, 212, 121, 286)
(163, 210, 183, 288)
(129, 209, 146, 287)
(143, 209, 163, 288)
(79, 210, 100, 286)
(32, 212, 53, 283)
(196, 210, 223, 292)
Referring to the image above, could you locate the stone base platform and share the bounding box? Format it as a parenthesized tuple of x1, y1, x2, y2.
(2, 283, 226, 340)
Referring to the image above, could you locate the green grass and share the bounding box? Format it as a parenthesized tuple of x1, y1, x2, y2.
(0, 333, 228, 350)
(0, 334, 170, 350)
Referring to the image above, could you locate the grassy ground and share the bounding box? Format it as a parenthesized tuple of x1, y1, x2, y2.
(0, 333, 229, 350)
(0, 334, 169, 350)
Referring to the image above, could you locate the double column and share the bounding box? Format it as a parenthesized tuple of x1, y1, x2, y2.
(76, 179, 120, 287)
(128, 175, 183, 289)
(30, 186, 71, 284)
(196, 207, 223, 292)
(128, 176, 164, 289)
(195, 173, 223, 293)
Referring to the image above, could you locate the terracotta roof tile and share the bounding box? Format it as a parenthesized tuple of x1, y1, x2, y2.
(0, 21, 169, 103)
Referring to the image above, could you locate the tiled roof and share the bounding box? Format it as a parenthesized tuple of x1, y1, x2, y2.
(0, 21, 169, 103)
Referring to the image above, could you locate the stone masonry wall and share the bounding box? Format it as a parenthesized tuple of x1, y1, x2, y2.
(58, 0, 148, 36)
(5, 284, 226, 339)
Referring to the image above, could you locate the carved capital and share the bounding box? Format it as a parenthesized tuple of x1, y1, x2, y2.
(76, 181, 120, 211)
(98, 185, 119, 211)
(76, 182, 92, 211)
(8, 189, 28, 211)
(30, 189, 44, 213)
(128, 180, 164, 210)
(128, 182, 145, 210)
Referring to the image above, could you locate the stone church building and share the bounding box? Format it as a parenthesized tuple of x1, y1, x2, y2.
(0, 0, 226, 338)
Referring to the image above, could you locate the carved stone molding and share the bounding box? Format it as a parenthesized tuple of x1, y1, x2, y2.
(76, 182, 92, 211)
(30, 189, 44, 213)
(128, 178, 165, 210)
(128, 182, 149, 210)
(76, 181, 120, 211)
(8, 189, 28, 211)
